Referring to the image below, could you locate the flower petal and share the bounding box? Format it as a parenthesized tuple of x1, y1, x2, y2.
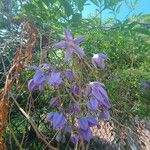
(74, 45, 85, 57)
(48, 71, 62, 86)
(87, 97, 99, 111)
(73, 35, 84, 44)
(53, 41, 67, 48)
(86, 116, 98, 127)
(64, 47, 74, 61)
(64, 28, 73, 41)
(33, 70, 46, 85)
(28, 79, 38, 91)
(92, 86, 104, 102)
(71, 84, 79, 95)
(92, 86, 111, 109)
(78, 117, 89, 130)
(53, 112, 65, 129)
(98, 86, 111, 108)
(79, 128, 92, 141)
(64, 69, 73, 81)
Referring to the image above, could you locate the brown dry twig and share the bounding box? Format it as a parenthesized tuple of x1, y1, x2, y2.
(0, 20, 36, 149)
(10, 93, 58, 150)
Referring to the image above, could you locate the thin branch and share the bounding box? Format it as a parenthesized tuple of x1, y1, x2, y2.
(10, 93, 58, 150)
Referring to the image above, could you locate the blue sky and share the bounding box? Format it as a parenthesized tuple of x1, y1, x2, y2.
(82, 0, 150, 20)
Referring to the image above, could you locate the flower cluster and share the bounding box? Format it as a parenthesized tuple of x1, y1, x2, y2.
(28, 64, 62, 91)
(28, 28, 111, 144)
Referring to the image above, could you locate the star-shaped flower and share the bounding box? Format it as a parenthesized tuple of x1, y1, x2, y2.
(53, 29, 85, 61)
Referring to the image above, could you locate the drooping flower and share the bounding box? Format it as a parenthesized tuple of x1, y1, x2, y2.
(68, 103, 80, 114)
(52, 112, 65, 130)
(53, 28, 85, 61)
(71, 84, 79, 95)
(70, 134, 79, 144)
(64, 69, 73, 81)
(27, 64, 51, 92)
(87, 96, 99, 111)
(79, 128, 92, 141)
(92, 53, 107, 69)
(28, 71, 46, 92)
(46, 112, 65, 129)
(49, 97, 59, 106)
(47, 71, 62, 86)
(85, 81, 111, 109)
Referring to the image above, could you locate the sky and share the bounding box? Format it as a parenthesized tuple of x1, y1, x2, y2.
(82, 0, 150, 20)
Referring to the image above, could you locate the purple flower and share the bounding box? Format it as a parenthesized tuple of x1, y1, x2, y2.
(49, 97, 59, 106)
(64, 69, 73, 81)
(71, 84, 79, 95)
(78, 117, 89, 130)
(53, 29, 85, 61)
(79, 128, 92, 141)
(45, 112, 55, 122)
(87, 97, 99, 111)
(28, 79, 39, 91)
(68, 103, 80, 114)
(52, 112, 65, 129)
(28, 70, 46, 92)
(99, 108, 110, 120)
(92, 53, 107, 69)
(33, 69, 46, 85)
(27, 64, 52, 92)
(70, 134, 79, 144)
(86, 82, 111, 109)
(86, 116, 98, 127)
(47, 71, 62, 86)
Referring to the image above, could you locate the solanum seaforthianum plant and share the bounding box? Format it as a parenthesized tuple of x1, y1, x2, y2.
(28, 29, 111, 144)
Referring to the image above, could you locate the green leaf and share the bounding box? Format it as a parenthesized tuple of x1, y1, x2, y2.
(62, 0, 73, 17)
(42, 1, 48, 10)
(74, 0, 87, 12)
(134, 27, 150, 36)
(90, 0, 100, 7)
(71, 13, 82, 22)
